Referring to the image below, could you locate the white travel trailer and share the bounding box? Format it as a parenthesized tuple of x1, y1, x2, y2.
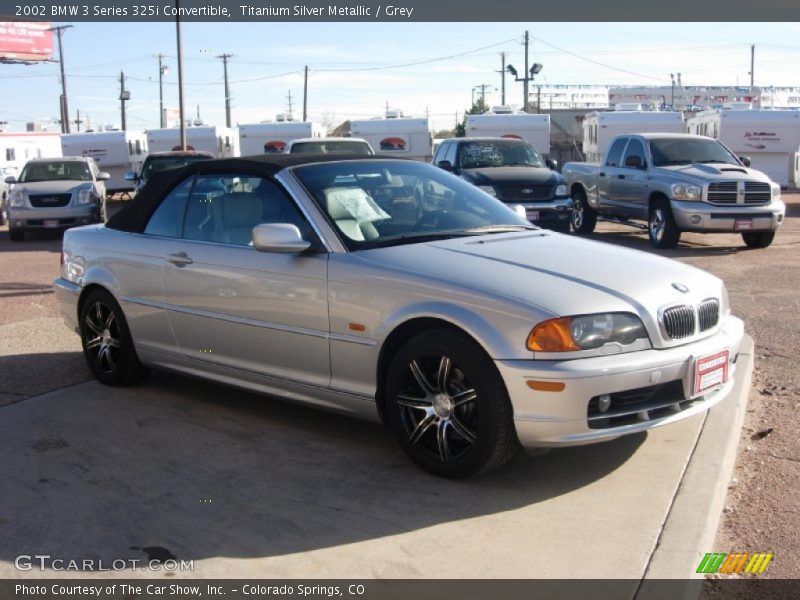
(0, 132, 62, 173)
(465, 112, 551, 154)
(238, 121, 323, 155)
(350, 115, 433, 162)
(582, 110, 685, 163)
(61, 130, 147, 193)
(146, 126, 239, 158)
(687, 109, 800, 187)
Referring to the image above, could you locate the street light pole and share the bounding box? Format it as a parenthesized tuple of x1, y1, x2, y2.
(49, 25, 73, 133)
(523, 30, 530, 113)
(175, 0, 187, 150)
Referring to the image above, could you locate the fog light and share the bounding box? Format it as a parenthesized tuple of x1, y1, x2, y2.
(597, 394, 612, 413)
(15, 220, 23, 227)
(690, 215, 702, 225)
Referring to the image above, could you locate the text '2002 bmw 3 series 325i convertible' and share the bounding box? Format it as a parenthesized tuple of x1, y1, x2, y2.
(54, 154, 744, 478)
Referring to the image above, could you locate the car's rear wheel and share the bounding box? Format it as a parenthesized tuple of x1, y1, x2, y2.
(385, 329, 519, 478)
(742, 231, 775, 249)
(571, 187, 596, 234)
(80, 289, 149, 386)
(8, 229, 23, 242)
(648, 199, 681, 249)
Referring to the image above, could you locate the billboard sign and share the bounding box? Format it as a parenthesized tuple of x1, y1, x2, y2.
(0, 22, 53, 62)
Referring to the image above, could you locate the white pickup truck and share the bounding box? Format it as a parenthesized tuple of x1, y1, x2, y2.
(562, 133, 786, 249)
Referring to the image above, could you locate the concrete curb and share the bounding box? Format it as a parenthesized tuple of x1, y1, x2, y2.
(637, 335, 754, 595)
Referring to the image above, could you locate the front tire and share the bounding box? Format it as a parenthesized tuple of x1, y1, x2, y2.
(742, 231, 775, 249)
(8, 229, 24, 242)
(80, 289, 149, 386)
(571, 187, 597, 234)
(648, 199, 681, 249)
(385, 329, 519, 478)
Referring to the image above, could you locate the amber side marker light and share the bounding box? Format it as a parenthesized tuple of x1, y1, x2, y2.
(526, 380, 566, 392)
(527, 317, 581, 352)
(348, 323, 366, 332)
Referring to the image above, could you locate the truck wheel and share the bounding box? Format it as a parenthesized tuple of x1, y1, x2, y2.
(8, 229, 24, 242)
(571, 188, 596, 234)
(648, 199, 681, 249)
(742, 231, 775, 249)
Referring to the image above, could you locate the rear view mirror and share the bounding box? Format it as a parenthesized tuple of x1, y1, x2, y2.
(4, 176, 16, 184)
(437, 160, 453, 172)
(624, 155, 643, 169)
(545, 159, 559, 171)
(739, 156, 751, 167)
(97, 171, 111, 181)
(124, 171, 138, 181)
(252, 223, 311, 254)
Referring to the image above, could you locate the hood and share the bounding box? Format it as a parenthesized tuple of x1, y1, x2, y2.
(15, 181, 93, 195)
(357, 231, 722, 349)
(461, 165, 558, 185)
(654, 163, 772, 184)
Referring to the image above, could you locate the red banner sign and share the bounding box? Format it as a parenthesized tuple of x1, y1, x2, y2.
(0, 22, 54, 61)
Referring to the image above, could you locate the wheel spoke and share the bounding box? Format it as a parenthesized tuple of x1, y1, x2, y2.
(84, 314, 103, 336)
(436, 420, 451, 462)
(96, 346, 107, 369)
(436, 356, 452, 394)
(397, 394, 432, 410)
(450, 415, 477, 444)
(105, 347, 116, 371)
(106, 337, 121, 348)
(85, 335, 103, 350)
(409, 413, 436, 445)
(104, 310, 115, 330)
(409, 360, 436, 395)
(452, 388, 477, 407)
(94, 302, 104, 328)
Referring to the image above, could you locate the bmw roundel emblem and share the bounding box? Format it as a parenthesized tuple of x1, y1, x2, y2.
(672, 283, 690, 293)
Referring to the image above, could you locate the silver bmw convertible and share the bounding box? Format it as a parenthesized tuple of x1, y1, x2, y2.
(54, 154, 744, 478)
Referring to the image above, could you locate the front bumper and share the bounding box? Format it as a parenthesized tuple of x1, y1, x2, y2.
(8, 205, 101, 231)
(499, 316, 744, 447)
(671, 199, 785, 233)
(53, 277, 81, 334)
(505, 197, 573, 227)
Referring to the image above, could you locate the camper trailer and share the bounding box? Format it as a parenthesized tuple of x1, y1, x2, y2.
(687, 109, 800, 187)
(61, 130, 147, 193)
(465, 112, 551, 154)
(350, 115, 433, 162)
(146, 126, 239, 158)
(0, 132, 62, 173)
(581, 111, 685, 163)
(238, 121, 323, 155)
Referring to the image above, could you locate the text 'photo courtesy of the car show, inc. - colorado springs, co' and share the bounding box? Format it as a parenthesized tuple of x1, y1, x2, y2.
(0, 1, 799, 599)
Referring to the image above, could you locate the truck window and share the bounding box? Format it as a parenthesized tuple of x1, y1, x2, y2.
(433, 142, 447, 164)
(444, 143, 457, 166)
(622, 139, 646, 169)
(605, 138, 628, 167)
(6, 148, 14, 161)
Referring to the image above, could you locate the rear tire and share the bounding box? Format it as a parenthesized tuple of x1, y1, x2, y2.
(80, 289, 149, 386)
(571, 187, 597, 234)
(742, 231, 775, 249)
(8, 229, 23, 242)
(648, 198, 681, 249)
(385, 328, 519, 478)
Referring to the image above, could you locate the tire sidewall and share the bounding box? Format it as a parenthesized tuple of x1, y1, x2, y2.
(79, 289, 139, 386)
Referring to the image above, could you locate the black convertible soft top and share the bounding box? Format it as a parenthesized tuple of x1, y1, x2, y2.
(106, 153, 387, 234)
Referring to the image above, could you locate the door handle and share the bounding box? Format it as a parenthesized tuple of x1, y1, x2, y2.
(599, 172, 606, 177)
(167, 252, 193, 267)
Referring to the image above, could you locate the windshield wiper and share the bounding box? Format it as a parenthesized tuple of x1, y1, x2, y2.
(460, 224, 536, 234)
(360, 226, 533, 249)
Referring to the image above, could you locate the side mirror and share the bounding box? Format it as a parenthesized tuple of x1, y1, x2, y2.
(4, 176, 16, 184)
(252, 223, 311, 254)
(97, 171, 111, 181)
(437, 160, 453, 172)
(739, 156, 751, 167)
(124, 171, 139, 181)
(624, 155, 643, 169)
(545, 158, 559, 171)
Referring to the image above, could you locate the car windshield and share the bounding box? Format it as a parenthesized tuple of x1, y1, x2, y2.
(141, 155, 212, 179)
(458, 140, 545, 169)
(19, 161, 92, 182)
(290, 141, 373, 155)
(649, 139, 740, 166)
(292, 160, 532, 250)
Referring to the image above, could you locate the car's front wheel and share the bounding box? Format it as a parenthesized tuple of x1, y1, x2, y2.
(8, 229, 23, 242)
(80, 289, 149, 386)
(648, 199, 681, 249)
(742, 231, 775, 249)
(385, 329, 519, 478)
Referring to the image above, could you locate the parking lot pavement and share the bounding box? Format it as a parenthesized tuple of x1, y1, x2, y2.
(0, 348, 751, 581)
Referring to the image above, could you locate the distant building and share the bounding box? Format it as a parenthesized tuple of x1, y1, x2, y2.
(529, 85, 610, 110)
(608, 85, 762, 111)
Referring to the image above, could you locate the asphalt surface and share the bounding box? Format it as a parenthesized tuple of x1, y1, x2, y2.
(0, 194, 797, 580)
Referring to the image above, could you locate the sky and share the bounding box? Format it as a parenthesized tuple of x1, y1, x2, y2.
(1, 21, 799, 133)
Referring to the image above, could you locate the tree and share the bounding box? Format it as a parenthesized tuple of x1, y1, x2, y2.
(455, 98, 489, 137)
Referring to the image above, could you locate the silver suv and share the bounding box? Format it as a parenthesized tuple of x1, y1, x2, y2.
(5, 157, 110, 242)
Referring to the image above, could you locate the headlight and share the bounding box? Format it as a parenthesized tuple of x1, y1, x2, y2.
(478, 185, 497, 197)
(76, 189, 97, 204)
(10, 189, 25, 207)
(527, 313, 648, 352)
(671, 183, 703, 201)
(555, 183, 568, 197)
(770, 182, 781, 200)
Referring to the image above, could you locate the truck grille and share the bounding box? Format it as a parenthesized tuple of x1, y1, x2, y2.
(28, 193, 71, 208)
(706, 182, 771, 206)
(497, 184, 553, 202)
(662, 305, 696, 339)
(698, 298, 720, 332)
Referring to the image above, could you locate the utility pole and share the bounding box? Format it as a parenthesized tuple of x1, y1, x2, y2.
(175, 0, 187, 150)
(474, 83, 493, 106)
(496, 52, 506, 105)
(523, 31, 530, 112)
(119, 71, 129, 131)
(287, 90, 294, 117)
(73, 109, 83, 132)
(506, 33, 542, 115)
(49, 25, 73, 133)
(750, 44, 755, 89)
(302, 65, 308, 122)
(217, 53, 233, 127)
(157, 54, 167, 128)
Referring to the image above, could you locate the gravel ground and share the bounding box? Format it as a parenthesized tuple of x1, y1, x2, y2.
(1, 194, 798, 579)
